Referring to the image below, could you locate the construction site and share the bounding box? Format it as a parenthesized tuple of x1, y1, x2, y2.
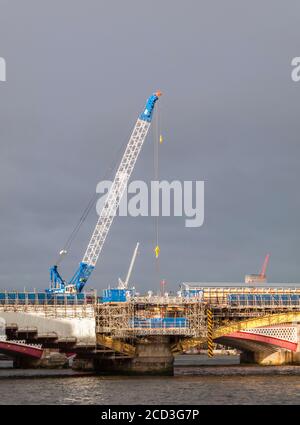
(0, 93, 299, 375)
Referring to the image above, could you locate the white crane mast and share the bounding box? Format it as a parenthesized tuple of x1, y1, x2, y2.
(118, 242, 140, 289)
(124, 242, 140, 289)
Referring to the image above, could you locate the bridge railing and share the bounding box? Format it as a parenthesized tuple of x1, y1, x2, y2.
(226, 294, 300, 308)
(0, 291, 98, 306)
(182, 287, 300, 308)
(3, 340, 43, 348)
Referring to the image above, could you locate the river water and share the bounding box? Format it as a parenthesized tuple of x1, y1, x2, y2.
(0, 355, 299, 405)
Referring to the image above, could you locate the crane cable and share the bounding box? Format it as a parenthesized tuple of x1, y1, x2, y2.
(154, 104, 160, 259)
(55, 132, 132, 265)
(153, 103, 163, 296)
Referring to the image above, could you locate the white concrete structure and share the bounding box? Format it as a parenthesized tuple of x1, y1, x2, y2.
(0, 306, 96, 344)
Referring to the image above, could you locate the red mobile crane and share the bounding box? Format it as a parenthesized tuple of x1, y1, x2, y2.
(245, 254, 270, 284)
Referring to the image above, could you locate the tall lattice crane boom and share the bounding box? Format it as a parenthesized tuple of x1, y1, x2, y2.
(49, 92, 162, 293)
(83, 119, 150, 267)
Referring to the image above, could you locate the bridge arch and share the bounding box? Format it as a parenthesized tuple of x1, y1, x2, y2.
(213, 312, 300, 339)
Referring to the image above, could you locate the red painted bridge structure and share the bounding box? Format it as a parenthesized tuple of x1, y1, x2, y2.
(0, 340, 43, 359)
(223, 330, 298, 352)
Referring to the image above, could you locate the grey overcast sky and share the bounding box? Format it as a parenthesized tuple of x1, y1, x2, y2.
(0, 0, 300, 292)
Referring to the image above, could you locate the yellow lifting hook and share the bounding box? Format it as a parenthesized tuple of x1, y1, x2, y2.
(154, 245, 160, 259)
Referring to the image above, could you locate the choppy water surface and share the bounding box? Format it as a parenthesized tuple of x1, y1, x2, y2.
(0, 355, 299, 405)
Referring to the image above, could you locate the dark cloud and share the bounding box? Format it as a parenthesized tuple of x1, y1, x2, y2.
(0, 0, 300, 292)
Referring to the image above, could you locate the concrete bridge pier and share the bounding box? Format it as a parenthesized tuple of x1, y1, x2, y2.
(13, 356, 41, 369)
(239, 326, 300, 365)
(240, 347, 300, 366)
(72, 357, 95, 371)
(94, 336, 174, 376)
(13, 349, 68, 369)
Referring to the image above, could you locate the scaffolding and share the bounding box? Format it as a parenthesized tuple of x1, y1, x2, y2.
(95, 299, 207, 338)
(0, 290, 97, 319)
(96, 302, 134, 337)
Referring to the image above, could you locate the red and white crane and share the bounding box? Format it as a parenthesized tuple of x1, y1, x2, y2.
(260, 254, 270, 279)
(245, 254, 270, 284)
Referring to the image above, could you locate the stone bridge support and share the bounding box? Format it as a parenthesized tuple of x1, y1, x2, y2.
(216, 324, 300, 366)
(12, 350, 68, 369)
(240, 348, 300, 366)
(94, 336, 174, 376)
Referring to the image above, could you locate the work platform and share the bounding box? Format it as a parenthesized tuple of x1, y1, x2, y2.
(96, 297, 206, 337)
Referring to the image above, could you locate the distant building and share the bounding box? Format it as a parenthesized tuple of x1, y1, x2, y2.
(244, 274, 267, 284)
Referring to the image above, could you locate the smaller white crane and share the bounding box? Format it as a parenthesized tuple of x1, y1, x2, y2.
(118, 242, 140, 290)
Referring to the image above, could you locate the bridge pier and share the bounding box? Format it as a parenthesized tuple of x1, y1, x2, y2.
(240, 348, 300, 366)
(13, 349, 68, 369)
(72, 357, 95, 371)
(94, 336, 174, 376)
(13, 356, 41, 369)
